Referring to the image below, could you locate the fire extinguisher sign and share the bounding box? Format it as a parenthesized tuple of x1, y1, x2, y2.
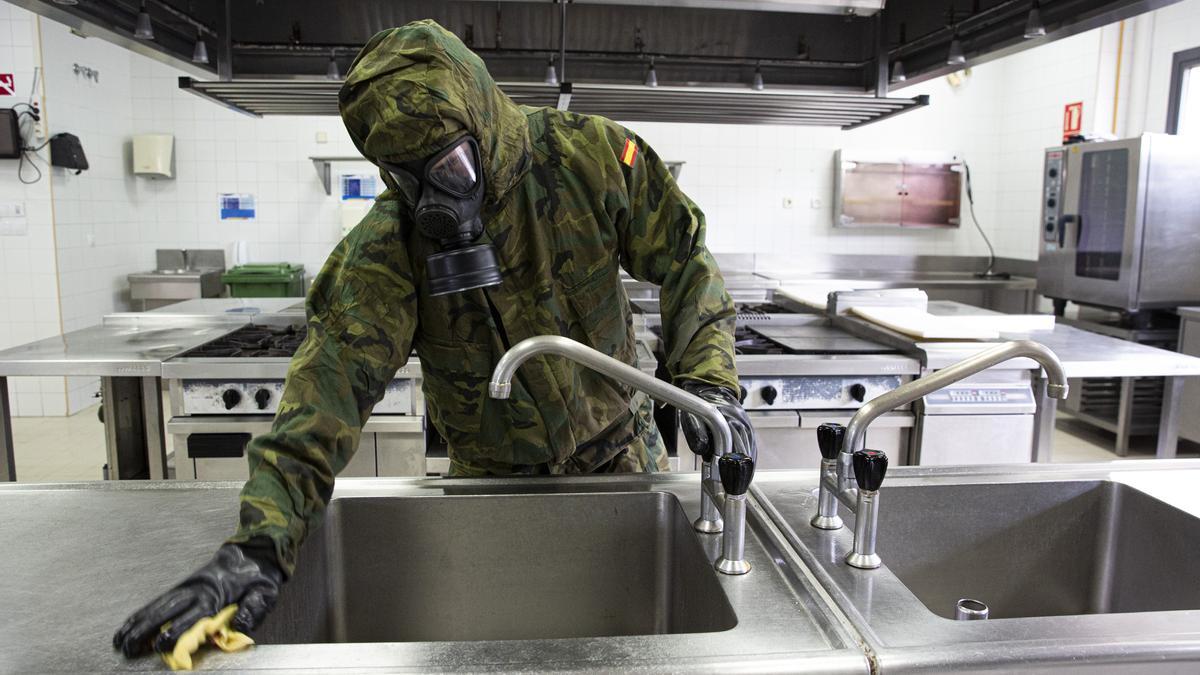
(1063, 101, 1083, 141)
(0, 74, 15, 96)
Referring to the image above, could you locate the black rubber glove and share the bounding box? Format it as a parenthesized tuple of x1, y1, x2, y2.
(679, 382, 757, 463)
(112, 539, 284, 658)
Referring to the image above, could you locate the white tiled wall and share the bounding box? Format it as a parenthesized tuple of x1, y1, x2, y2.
(128, 56, 371, 277)
(0, 6, 65, 416)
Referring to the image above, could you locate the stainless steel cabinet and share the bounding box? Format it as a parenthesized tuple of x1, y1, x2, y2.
(1181, 310, 1200, 445)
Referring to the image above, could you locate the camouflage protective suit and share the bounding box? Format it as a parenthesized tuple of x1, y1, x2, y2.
(228, 20, 739, 574)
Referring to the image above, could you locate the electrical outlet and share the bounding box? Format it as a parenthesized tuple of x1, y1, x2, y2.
(782, 197, 794, 209)
(33, 120, 46, 140)
(810, 197, 823, 209)
(315, 131, 329, 144)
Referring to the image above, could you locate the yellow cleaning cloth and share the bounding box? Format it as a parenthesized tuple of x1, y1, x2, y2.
(160, 604, 255, 671)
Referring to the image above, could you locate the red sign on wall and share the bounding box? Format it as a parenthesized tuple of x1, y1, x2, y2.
(0, 74, 15, 96)
(1063, 101, 1083, 141)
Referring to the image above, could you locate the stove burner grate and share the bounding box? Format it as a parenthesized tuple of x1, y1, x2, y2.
(733, 326, 789, 355)
(183, 324, 307, 358)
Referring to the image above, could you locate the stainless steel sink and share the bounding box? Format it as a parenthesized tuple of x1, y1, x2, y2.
(753, 464, 1200, 673)
(257, 491, 737, 643)
(873, 480, 1200, 619)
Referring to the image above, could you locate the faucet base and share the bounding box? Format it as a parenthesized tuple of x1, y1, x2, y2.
(715, 557, 751, 575)
(845, 551, 882, 569)
(810, 513, 843, 530)
(694, 517, 723, 534)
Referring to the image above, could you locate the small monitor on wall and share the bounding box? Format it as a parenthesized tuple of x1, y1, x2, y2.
(0, 109, 22, 159)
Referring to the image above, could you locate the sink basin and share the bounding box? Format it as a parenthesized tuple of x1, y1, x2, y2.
(256, 491, 737, 643)
(872, 480, 1200, 619)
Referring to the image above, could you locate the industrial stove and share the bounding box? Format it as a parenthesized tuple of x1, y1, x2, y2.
(634, 297, 921, 470)
(164, 320, 664, 478)
(163, 322, 425, 480)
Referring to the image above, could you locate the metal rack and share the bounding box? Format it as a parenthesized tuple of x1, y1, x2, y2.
(179, 77, 928, 129)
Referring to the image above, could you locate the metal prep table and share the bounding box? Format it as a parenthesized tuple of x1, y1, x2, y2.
(826, 299, 1200, 460)
(0, 320, 238, 481)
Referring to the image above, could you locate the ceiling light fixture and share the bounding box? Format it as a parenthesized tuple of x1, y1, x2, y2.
(192, 31, 209, 64)
(946, 33, 966, 66)
(326, 51, 340, 80)
(891, 60, 906, 83)
(1024, 0, 1046, 38)
(134, 1, 154, 40)
(51, 0, 80, 5)
(644, 57, 658, 88)
(544, 58, 558, 85)
(751, 65, 764, 91)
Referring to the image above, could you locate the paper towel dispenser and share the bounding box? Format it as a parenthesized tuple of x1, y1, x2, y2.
(132, 133, 174, 178)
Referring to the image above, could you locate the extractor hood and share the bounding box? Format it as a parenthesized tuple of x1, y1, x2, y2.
(179, 78, 928, 129)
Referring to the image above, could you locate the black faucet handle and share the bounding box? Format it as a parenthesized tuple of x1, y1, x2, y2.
(816, 422, 845, 460)
(718, 452, 755, 496)
(852, 449, 888, 492)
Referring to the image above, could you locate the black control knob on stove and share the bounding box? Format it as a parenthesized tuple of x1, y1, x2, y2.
(852, 449, 888, 492)
(254, 389, 272, 410)
(816, 422, 845, 460)
(849, 383, 867, 402)
(760, 385, 778, 405)
(718, 452, 755, 496)
(221, 389, 242, 410)
(738, 385, 748, 403)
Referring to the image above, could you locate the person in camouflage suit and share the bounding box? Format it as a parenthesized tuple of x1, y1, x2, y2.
(114, 19, 755, 660)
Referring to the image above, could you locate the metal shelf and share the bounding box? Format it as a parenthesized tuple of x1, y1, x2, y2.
(180, 77, 928, 129)
(309, 156, 373, 195)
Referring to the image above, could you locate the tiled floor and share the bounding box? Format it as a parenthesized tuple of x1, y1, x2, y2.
(7, 405, 1198, 482)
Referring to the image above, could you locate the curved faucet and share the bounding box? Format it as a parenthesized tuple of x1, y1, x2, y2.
(489, 335, 751, 574)
(812, 339, 1070, 569)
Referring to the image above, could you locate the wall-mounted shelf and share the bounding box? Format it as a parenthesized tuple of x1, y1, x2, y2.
(309, 156, 372, 195)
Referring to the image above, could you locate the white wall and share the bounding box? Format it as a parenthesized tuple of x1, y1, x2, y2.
(0, 6, 64, 416)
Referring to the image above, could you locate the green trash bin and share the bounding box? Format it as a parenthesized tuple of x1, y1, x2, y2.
(222, 263, 306, 298)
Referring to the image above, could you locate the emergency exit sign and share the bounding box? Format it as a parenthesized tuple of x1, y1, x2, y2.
(1063, 101, 1083, 141)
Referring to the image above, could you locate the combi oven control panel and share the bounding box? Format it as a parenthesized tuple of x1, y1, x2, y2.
(181, 379, 415, 415)
(1042, 148, 1066, 247)
(740, 375, 904, 410)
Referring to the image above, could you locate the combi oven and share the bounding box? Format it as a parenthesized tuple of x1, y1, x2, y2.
(1037, 134, 1200, 312)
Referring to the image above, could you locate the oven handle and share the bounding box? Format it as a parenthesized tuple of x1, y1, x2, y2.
(168, 415, 425, 435)
(799, 411, 914, 429)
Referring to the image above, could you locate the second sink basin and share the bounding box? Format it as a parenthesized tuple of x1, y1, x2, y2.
(874, 480, 1200, 619)
(255, 491, 737, 643)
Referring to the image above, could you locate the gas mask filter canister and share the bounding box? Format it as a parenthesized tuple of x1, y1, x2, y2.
(385, 136, 503, 296)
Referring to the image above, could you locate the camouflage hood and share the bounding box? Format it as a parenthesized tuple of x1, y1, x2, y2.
(338, 20, 531, 203)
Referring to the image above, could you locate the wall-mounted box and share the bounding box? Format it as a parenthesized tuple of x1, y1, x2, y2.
(834, 150, 963, 229)
(132, 133, 175, 178)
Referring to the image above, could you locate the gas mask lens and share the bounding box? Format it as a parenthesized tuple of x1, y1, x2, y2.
(426, 143, 479, 196)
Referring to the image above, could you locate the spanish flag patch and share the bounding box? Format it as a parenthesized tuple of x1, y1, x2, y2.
(620, 138, 639, 167)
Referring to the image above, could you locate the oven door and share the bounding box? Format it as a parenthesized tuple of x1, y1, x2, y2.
(1046, 138, 1148, 310)
(168, 415, 426, 480)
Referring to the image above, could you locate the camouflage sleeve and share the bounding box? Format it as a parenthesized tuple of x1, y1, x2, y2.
(227, 200, 417, 575)
(607, 125, 739, 395)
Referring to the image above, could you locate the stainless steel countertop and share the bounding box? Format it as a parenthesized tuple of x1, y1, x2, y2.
(0, 323, 239, 377)
(758, 270, 1037, 291)
(832, 300, 1200, 377)
(1180, 307, 1200, 322)
(0, 474, 869, 674)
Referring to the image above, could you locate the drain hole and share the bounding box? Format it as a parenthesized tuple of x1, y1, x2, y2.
(955, 598, 989, 620)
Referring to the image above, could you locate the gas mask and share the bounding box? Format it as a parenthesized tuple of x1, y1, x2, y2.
(383, 135, 502, 296)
